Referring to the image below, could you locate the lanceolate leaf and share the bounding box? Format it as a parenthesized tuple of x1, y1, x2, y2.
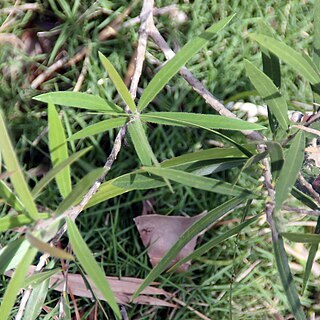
(0, 180, 24, 213)
(128, 119, 157, 166)
(303, 217, 320, 294)
(282, 232, 320, 244)
(0, 213, 50, 232)
(98, 51, 137, 113)
(67, 218, 121, 319)
(0, 111, 39, 220)
(143, 167, 252, 197)
(32, 147, 92, 198)
(267, 141, 284, 181)
(140, 112, 266, 131)
(69, 117, 128, 140)
(245, 60, 288, 131)
(132, 196, 246, 300)
(273, 234, 306, 319)
(250, 34, 320, 85)
(23, 278, 50, 320)
(138, 14, 236, 111)
(56, 168, 104, 215)
(0, 247, 37, 320)
(26, 233, 74, 260)
(33, 92, 123, 113)
(48, 103, 71, 198)
(275, 131, 305, 211)
(170, 213, 262, 272)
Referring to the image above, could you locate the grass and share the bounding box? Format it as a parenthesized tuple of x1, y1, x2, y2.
(0, 0, 319, 318)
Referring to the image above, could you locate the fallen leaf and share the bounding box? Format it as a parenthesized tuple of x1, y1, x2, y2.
(134, 212, 206, 272)
(5, 266, 176, 308)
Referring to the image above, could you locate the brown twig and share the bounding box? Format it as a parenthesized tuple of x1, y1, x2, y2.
(30, 3, 177, 89)
(148, 25, 263, 142)
(73, 47, 92, 92)
(282, 205, 320, 216)
(298, 173, 320, 206)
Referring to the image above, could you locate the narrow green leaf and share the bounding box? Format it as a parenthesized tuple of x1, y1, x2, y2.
(0, 213, 50, 232)
(48, 103, 71, 198)
(33, 92, 123, 113)
(23, 278, 50, 320)
(267, 141, 284, 181)
(170, 213, 261, 272)
(128, 119, 155, 166)
(282, 232, 320, 244)
(0, 238, 25, 273)
(250, 34, 320, 85)
(275, 131, 305, 211)
(314, 0, 320, 69)
(302, 217, 320, 294)
(67, 218, 121, 319)
(24, 268, 61, 288)
(257, 20, 281, 88)
(0, 111, 39, 220)
(98, 51, 136, 113)
(273, 234, 306, 319)
(0, 180, 25, 212)
(291, 187, 320, 210)
(141, 112, 266, 131)
(86, 172, 166, 209)
(69, 117, 128, 140)
(143, 167, 252, 197)
(32, 147, 92, 198)
(245, 60, 289, 131)
(138, 14, 236, 111)
(56, 168, 104, 215)
(0, 247, 37, 320)
(26, 233, 74, 260)
(132, 196, 246, 300)
(161, 147, 248, 168)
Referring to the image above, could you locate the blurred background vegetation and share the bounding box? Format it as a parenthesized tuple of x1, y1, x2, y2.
(0, 0, 318, 318)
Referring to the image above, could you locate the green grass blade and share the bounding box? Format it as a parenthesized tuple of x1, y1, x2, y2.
(132, 196, 246, 300)
(26, 233, 74, 260)
(67, 218, 121, 319)
(0, 111, 39, 220)
(48, 103, 71, 198)
(138, 14, 236, 111)
(141, 112, 266, 131)
(0, 246, 37, 320)
(0, 213, 50, 232)
(98, 51, 137, 113)
(32, 147, 92, 198)
(69, 117, 128, 140)
(143, 166, 252, 197)
(0, 238, 25, 273)
(302, 217, 320, 294)
(0, 180, 25, 212)
(34, 92, 123, 113)
(275, 131, 305, 211)
(250, 34, 320, 85)
(170, 213, 262, 272)
(245, 60, 289, 131)
(273, 234, 306, 319)
(56, 168, 104, 214)
(23, 277, 50, 320)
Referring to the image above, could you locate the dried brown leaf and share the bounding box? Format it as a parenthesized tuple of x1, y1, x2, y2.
(134, 212, 206, 272)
